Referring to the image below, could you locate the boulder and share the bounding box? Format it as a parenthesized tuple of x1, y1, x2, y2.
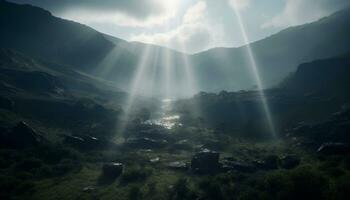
(191, 149, 220, 174)
(125, 137, 168, 149)
(317, 143, 350, 155)
(102, 163, 123, 179)
(281, 155, 300, 169)
(166, 161, 188, 171)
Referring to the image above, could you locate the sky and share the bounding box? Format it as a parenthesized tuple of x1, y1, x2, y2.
(9, 0, 350, 54)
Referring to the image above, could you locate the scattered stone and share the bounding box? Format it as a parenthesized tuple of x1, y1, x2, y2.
(317, 143, 350, 155)
(150, 157, 160, 163)
(166, 161, 188, 171)
(63, 135, 85, 148)
(281, 154, 300, 169)
(171, 140, 193, 151)
(191, 149, 220, 174)
(254, 155, 280, 170)
(82, 186, 96, 193)
(125, 137, 168, 149)
(102, 163, 123, 179)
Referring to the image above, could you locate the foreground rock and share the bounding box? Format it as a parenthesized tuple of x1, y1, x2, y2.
(191, 149, 220, 174)
(102, 163, 123, 179)
(317, 143, 350, 155)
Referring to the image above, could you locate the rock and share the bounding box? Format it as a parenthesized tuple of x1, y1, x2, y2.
(221, 160, 256, 173)
(191, 149, 220, 174)
(281, 155, 300, 169)
(317, 143, 350, 155)
(171, 140, 193, 151)
(102, 163, 123, 179)
(82, 186, 96, 193)
(4, 121, 43, 148)
(150, 157, 160, 163)
(63, 135, 85, 148)
(125, 137, 168, 149)
(254, 155, 280, 170)
(201, 140, 227, 151)
(166, 161, 188, 171)
(62, 134, 118, 150)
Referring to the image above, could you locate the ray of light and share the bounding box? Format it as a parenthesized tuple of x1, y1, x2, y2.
(115, 45, 153, 136)
(163, 48, 173, 99)
(179, 43, 198, 97)
(231, 3, 277, 137)
(94, 45, 124, 78)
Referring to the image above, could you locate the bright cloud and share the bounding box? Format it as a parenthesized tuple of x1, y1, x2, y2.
(131, 1, 225, 54)
(228, 0, 251, 10)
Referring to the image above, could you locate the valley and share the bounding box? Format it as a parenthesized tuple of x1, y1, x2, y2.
(0, 1, 350, 200)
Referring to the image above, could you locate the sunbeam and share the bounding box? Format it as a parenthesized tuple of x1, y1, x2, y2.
(231, 2, 277, 137)
(94, 46, 123, 78)
(115, 45, 153, 137)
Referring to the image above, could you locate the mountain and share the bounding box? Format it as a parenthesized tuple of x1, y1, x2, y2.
(174, 53, 350, 139)
(192, 8, 350, 91)
(0, 0, 114, 70)
(1, 0, 350, 98)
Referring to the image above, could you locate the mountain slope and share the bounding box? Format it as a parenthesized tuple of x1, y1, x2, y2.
(192, 7, 350, 91)
(1, 0, 350, 97)
(0, 0, 114, 70)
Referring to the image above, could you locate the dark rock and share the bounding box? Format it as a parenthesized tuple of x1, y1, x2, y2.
(191, 149, 220, 174)
(201, 140, 226, 151)
(166, 161, 188, 171)
(136, 128, 172, 141)
(102, 163, 123, 179)
(63, 135, 85, 148)
(281, 155, 300, 169)
(221, 160, 256, 173)
(125, 137, 168, 149)
(62, 134, 118, 150)
(171, 140, 193, 151)
(254, 155, 280, 170)
(317, 143, 350, 155)
(3, 121, 43, 148)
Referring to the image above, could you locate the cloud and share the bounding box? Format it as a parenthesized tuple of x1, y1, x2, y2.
(262, 0, 350, 28)
(228, 0, 251, 10)
(131, 1, 225, 54)
(10, 0, 179, 27)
